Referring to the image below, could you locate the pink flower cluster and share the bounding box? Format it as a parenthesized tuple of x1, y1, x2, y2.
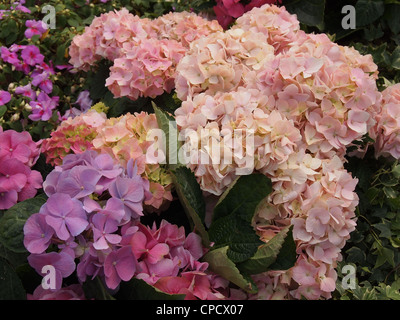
(174, 4, 381, 299)
(213, 0, 282, 29)
(42, 110, 173, 212)
(69, 9, 222, 100)
(24, 151, 226, 299)
(370, 83, 400, 159)
(91, 112, 173, 212)
(41, 109, 106, 166)
(106, 38, 186, 99)
(0, 128, 42, 210)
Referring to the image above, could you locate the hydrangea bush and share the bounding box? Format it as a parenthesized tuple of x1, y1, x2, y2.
(0, 0, 400, 301)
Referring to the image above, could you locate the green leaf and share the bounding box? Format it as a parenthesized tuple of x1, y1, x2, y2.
(82, 277, 115, 300)
(208, 174, 272, 263)
(0, 194, 47, 253)
(67, 18, 79, 28)
(153, 92, 182, 114)
(355, 0, 385, 27)
(171, 166, 209, 247)
(391, 46, 400, 70)
(392, 164, 400, 178)
(208, 216, 262, 263)
(383, 186, 398, 199)
(88, 61, 112, 100)
(0, 257, 26, 300)
(237, 226, 296, 274)
(202, 246, 257, 294)
(212, 174, 272, 223)
(375, 247, 395, 269)
(152, 102, 179, 169)
(373, 220, 392, 239)
(346, 246, 367, 265)
(384, 4, 400, 34)
(0, 105, 7, 117)
(283, 0, 326, 27)
(117, 278, 185, 300)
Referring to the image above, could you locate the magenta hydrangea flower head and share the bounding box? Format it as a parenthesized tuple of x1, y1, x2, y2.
(0, 129, 40, 166)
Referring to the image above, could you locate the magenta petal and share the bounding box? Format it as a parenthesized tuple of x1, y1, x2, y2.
(105, 234, 122, 245)
(66, 216, 88, 237)
(45, 215, 69, 240)
(0, 190, 18, 210)
(115, 247, 136, 281)
(148, 243, 169, 264)
(93, 236, 109, 250)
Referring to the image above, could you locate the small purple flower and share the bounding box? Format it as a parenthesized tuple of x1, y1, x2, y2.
(15, 83, 36, 100)
(0, 90, 11, 106)
(0, 47, 19, 65)
(31, 71, 52, 94)
(104, 246, 137, 290)
(27, 252, 75, 289)
(25, 20, 47, 39)
(20, 45, 44, 66)
(23, 213, 54, 254)
(92, 213, 122, 250)
(75, 90, 92, 112)
(28, 92, 58, 121)
(41, 193, 88, 241)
